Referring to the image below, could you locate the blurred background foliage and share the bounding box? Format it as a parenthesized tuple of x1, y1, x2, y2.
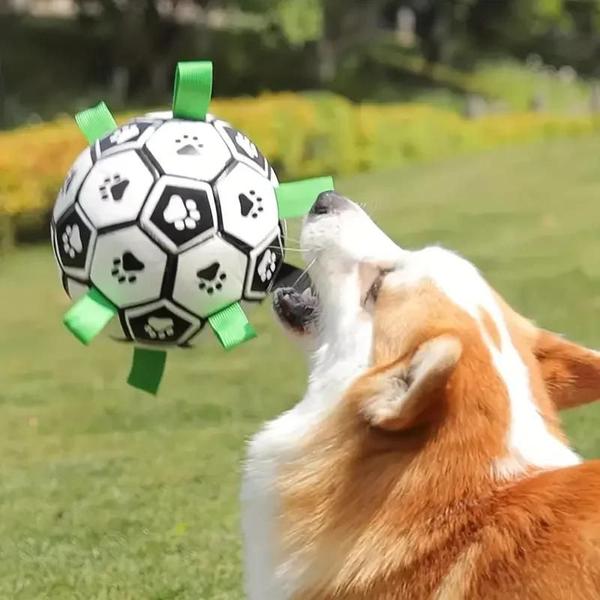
(4, 0, 600, 246)
(4, 0, 600, 123)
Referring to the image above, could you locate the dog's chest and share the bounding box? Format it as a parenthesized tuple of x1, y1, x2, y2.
(241, 400, 329, 600)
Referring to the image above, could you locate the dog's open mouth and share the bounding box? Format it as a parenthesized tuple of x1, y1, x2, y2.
(272, 265, 318, 335)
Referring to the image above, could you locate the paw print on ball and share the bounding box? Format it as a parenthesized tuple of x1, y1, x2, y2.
(175, 134, 203, 156)
(235, 132, 259, 159)
(197, 262, 227, 295)
(144, 317, 174, 340)
(238, 190, 264, 219)
(163, 194, 201, 231)
(111, 251, 145, 284)
(62, 224, 83, 259)
(99, 174, 130, 202)
(257, 249, 277, 283)
(141, 176, 217, 253)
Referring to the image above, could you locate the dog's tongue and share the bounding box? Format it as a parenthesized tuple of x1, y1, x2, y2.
(272, 262, 312, 295)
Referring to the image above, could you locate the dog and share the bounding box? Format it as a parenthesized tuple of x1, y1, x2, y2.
(241, 191, 600, 599)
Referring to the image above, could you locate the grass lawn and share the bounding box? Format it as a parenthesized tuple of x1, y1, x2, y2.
(2, 136, 600, 598)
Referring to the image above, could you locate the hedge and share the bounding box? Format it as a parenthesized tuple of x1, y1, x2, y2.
(1, 93, 599, 238)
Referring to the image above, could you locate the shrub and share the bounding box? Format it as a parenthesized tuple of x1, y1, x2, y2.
(1, 93, 599, 246)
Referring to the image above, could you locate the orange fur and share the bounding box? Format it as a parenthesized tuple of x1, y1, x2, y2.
(535, 330, 600, 410)
(277, 282, 600, 599)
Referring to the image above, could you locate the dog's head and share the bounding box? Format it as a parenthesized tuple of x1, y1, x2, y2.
(274, 192, 600, 478)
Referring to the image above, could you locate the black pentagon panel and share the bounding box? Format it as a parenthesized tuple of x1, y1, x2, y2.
(128, 306, 190, 343)
(124, 300, 203, 346)
(244, 232, 284, 301)
(54, 206, 96, 277)
(140, 176, 218, 254)
(95, 121, 156, 158)
(214, 121, 269, 178)
(150, 185, 214, 246)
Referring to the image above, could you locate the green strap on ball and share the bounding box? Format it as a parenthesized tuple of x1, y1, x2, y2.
(127, 348, 167, 395)
(276, 176, 335, 218)
(209, 302, 257, 350)
(172, 61, 213, 121)
(75, 102, 117, 144)
(63, 288, 118, 345)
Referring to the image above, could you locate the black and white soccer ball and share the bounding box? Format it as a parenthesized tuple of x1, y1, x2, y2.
(51, 111, 285, 347)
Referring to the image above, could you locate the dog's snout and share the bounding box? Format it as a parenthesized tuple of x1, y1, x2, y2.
(310, 191, 350, 215)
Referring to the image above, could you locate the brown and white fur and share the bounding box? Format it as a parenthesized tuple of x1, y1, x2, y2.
(241, 192, 600, 600)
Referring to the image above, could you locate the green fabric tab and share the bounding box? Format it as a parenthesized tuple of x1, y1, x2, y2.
(208, 303, 257, 350)
(63, 288, 117, 345)
(172, 61, 213, 120)
(127, 348, 167, 395)
(75, 102, 117, 144)
(275, 176, 335, 218)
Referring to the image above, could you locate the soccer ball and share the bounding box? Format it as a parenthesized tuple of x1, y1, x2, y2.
(51, 111, 285, 348)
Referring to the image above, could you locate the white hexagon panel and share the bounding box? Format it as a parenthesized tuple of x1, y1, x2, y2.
(145, 120, 231, 181)
(244, 230, 284, 300)
(53, 205, 97, 280)
(215, 163, 279, 248)
(90, 226, 167, 309)
(53, 147, 93, 222)
(140, 175, 218, 253)
(173, 236, 249, 319)
(214, 120, 270, 178)
(94, 120, 158, 159)
(124, 299, 203, 346)
(79, 150, 155, 229)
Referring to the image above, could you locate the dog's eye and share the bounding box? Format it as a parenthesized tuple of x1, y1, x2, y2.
(364, 270, 390, 308)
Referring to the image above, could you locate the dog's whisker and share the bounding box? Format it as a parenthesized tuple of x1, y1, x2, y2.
(292, 257, 317, 287)
(266, 246, 304, 253)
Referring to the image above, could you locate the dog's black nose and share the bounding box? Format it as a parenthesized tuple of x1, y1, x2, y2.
(309, 191, 350, 215)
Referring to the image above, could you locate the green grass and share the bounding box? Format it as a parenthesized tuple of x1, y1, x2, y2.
(3, 136, 600, 597)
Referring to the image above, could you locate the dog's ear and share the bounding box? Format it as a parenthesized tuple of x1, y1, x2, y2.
(360, 335, 462, 431)
(535, 330, 600, 410)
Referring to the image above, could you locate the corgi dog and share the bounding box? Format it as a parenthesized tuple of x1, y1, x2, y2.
(241, 192, 600, 600)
